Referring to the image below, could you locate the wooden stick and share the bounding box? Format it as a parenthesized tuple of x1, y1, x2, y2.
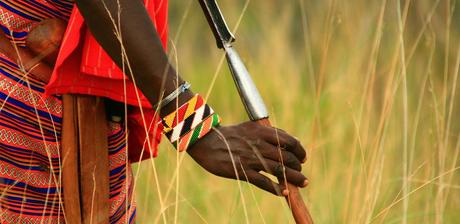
(257, 118, 314, 224)
(61, 95, 82, 224)
(62, 95, 110, 224)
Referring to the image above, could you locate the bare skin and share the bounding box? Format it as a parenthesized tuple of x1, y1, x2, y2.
(0, 0, 309, 196)
(0, 34, 53, 82)
(73, 0, 308, 196)
(26, 19, 67, 65)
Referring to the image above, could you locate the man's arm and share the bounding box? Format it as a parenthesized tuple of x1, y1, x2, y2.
(74, 0, 192, 114)
(0, 34, 53, 82)
(74, 0, 308, 195)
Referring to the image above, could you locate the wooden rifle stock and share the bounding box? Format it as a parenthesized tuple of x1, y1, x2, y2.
(256, 118, 313, 224)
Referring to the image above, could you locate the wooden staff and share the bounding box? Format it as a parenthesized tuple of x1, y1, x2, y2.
(198, 1, 313, 223)
(61, 95, 110, 224)
(257, 119, 313, 224)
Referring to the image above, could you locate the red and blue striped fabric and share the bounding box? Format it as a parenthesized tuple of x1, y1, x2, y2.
(0, 1, 138, 223)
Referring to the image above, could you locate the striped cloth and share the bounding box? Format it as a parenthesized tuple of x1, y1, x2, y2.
(0, 1, 136, 223)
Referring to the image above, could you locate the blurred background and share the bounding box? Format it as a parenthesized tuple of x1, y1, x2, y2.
(133, 0, 460, 223)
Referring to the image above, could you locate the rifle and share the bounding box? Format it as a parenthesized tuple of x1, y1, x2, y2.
(198, 1, 314, 223)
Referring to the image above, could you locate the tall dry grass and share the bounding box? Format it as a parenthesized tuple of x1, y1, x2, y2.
(133, 0, 460, 223)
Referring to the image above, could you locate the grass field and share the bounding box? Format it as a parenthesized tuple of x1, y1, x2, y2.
(133, 0, 460, 223)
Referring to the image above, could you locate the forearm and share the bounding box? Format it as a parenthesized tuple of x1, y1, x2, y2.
(0, 35, 53, 82)
(74, 0, 193, 116)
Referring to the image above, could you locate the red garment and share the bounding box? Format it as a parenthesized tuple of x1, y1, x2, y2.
(47, 0, 168, 159)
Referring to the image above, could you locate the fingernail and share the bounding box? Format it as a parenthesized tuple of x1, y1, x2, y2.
(302, 179, 309, 187)
(282, 189, 290, 196)
(302, 156, 307, 163)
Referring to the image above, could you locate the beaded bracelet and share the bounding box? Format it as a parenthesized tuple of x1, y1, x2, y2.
(160, 94, 221, 151)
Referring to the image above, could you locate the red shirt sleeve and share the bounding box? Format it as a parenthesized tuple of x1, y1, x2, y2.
(47, 0, 168, 160)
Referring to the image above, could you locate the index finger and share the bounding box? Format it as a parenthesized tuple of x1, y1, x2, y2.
(257, 126, 307, 162)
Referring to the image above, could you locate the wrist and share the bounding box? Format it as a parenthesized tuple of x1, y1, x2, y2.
(160, 89, 194, 117)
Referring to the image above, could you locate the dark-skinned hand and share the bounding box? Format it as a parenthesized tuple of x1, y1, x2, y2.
(0, 19, 62, 83)
(187, 121, 308, 196)
(72, 0, 310, 196)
